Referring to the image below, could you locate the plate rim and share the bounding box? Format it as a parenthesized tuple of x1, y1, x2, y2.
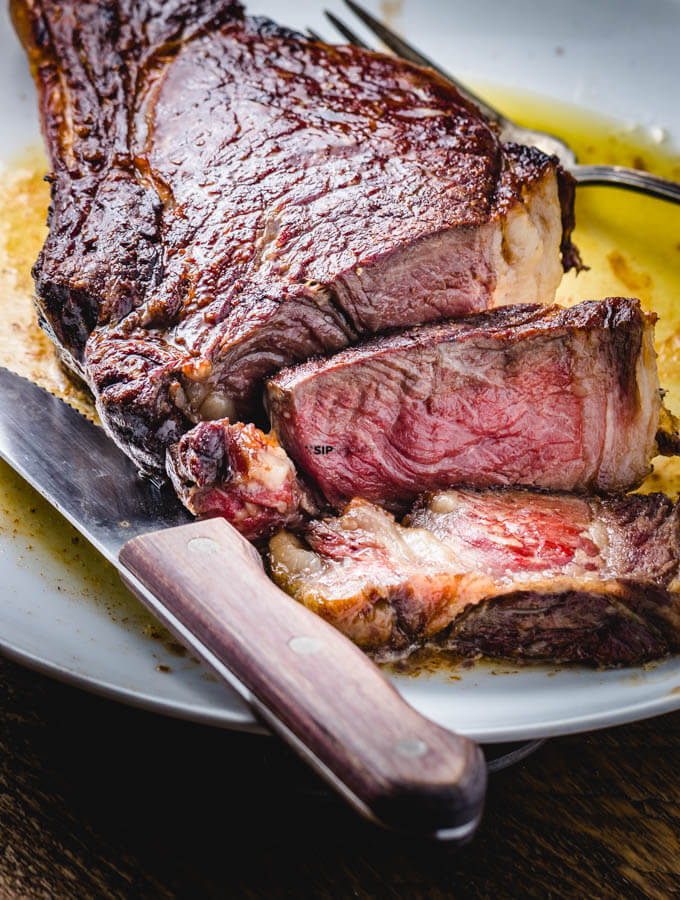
(0, 634, 268, 734)
(5, 631, 680, 743)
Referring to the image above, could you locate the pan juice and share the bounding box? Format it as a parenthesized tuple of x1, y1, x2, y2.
(0, 91, 678, 663)
(480, 87, 680, 498)
(0, 149, 163, 638)
(0, 148, 95, 421)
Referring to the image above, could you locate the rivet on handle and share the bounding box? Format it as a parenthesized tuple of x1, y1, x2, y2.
(187, 537, 219, 554)
(394, 738, 429, 759)
(288, 635, 323, 655)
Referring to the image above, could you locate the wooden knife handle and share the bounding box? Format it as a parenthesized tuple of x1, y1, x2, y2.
(119, 518, 486, 840)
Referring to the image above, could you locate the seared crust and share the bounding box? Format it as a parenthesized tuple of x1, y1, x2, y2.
(268, 491, 680, 665)
(270, 297, 650, 385)
(445, 585, 673, 665)
(499, 143, 581, 271)
(14, 0, 579, 471)
(166, 418, 314, 542)
(10, 0, 241, 364)
(268, 298, 662, 506)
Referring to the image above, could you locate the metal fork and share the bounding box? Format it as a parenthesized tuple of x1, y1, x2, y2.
(318, 0, 680, 205)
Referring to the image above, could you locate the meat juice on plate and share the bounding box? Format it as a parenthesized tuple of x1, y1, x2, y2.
(479, 87, 680, 498)
(0, 91, 678, 662)
(0, 150, 169, 641)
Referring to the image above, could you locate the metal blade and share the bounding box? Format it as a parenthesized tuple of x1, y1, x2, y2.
(0, 367, 190, 566)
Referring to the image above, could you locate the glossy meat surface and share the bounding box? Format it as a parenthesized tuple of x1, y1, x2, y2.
(268, 298, 664, 508)
(166, 419, 313, 542)
(13, 0, 578, 471)
(268, 490, 680, 664)
(409, 489, 680, 588)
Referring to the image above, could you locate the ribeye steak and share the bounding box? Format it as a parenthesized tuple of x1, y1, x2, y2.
(267, 298, 668, 508)
(13, 0, 579, 471)
(269, 490, 680, 664)
(166, 418, 315, 541)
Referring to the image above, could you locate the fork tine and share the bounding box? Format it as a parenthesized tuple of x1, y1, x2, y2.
(342, 0, 505, 126)
(324, 11, 370, 49)
(307, 27, 325, 41)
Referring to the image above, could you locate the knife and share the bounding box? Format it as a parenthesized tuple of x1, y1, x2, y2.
(0, 366, 486, 841)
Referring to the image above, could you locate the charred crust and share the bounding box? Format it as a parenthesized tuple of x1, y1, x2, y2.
(16, 0, 584, 474)
(555, 165, 585, 273)
(269, 298, 649, 389)
(441, 587, 671, 666)
(247, 15, 305, 42)
(656, 428, 680, 456)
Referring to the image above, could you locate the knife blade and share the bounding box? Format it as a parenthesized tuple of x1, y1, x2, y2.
(0, 366, 486, 841)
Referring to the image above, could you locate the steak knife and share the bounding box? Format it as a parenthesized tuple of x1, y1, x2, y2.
(0, 366, 486, 841)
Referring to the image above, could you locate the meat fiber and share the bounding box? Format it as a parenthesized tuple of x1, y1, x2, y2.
(13, 0, 579, 473)
(167, 420, 314, 542)
(268, 490, 680, 664)
(268, 298, 671, 509)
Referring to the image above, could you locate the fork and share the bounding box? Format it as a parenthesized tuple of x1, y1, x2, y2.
(318, 0, 680, 206)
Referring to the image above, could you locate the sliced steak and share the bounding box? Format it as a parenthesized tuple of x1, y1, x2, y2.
(167, 419, 314, 542)
(408, 489, 680, 587)
(13, 0, 579, 473)
(268, 490, 680, 664)
(268, 298, 669, 508)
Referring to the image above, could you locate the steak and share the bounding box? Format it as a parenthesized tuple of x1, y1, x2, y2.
(167, 419, 314, 542)
(267, 298, 671, 509)
(268, 490, 680, 665)
(13, 0, 579, 473)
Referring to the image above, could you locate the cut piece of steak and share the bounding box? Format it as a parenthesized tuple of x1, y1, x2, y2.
(268, 298, 670, 508)
(270, 499, 468, 651)
(408, 489, 680, 587)
(268, 490, 680, 665)
(167, 419, 314, 542)
(13, 0, 579, 473)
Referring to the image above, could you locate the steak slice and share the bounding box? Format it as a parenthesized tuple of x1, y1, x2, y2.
(167, 419, 315, 542)
(268, 298, 670, 508)
(13, 0, 579, 473)
(268, 490, 680, 665)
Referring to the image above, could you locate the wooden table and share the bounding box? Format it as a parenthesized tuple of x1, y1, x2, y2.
(1, 653, 679, 899)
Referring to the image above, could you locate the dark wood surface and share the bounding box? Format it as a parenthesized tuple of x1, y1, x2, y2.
(2, 652, 680, 899)
(120, 518, 485, 836)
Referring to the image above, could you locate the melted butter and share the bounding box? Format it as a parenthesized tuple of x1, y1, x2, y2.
(0, 148, 159, 637)
(0, 454, 153, 625)
(480, 88, 680, 339)
(481, 87, 680, 498)
(0, 148, 96, 420)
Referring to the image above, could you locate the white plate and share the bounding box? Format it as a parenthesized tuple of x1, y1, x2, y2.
(1, 0, 680, 743)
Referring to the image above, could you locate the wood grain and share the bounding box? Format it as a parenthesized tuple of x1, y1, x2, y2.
(119, 517, 486, 837)
(2, 653, 680, 899)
